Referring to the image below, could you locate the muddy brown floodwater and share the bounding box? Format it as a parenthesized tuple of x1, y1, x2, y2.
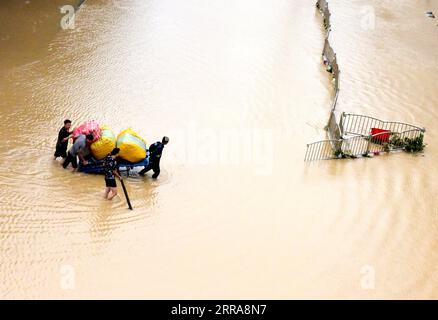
(1, 0, 438, 299)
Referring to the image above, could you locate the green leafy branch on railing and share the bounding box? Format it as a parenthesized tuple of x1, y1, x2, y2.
(389, 134, 426, 153)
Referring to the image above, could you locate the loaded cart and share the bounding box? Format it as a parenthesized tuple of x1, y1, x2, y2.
(78, 150, 150, 176)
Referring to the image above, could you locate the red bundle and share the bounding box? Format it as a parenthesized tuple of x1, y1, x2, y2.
(72, 120, 102, 142)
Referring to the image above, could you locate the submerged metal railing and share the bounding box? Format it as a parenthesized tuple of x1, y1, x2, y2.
(342, 129, 425, 155)
(340, 113, 425, 137)
(306, 128, 425, 161)
(304, 140, 339, 161)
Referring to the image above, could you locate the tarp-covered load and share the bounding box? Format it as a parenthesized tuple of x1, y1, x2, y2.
(116, 128, 147, 163)
(72, 120, 101, 142)
(90, 125, 116, 160)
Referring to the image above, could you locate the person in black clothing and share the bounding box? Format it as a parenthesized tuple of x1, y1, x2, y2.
(103, 148, 123, 200)
(54, 119, 72, 159)
(139, 136, 169, 179)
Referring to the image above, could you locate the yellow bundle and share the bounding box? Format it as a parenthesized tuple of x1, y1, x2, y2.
(116, 128, 147, 163)
(90, 125, 116, 160)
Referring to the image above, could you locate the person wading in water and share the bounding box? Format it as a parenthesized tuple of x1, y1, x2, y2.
(54, 119, 72, 159)
(103, 148, 123, 200)
(139, 136, 169, 179)
(62, 134, 94, 170)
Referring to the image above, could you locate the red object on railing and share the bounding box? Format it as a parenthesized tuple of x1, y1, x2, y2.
(371, 128, 390, 142)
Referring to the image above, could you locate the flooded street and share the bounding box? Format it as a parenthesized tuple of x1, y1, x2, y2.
(1, 0, 438, 299)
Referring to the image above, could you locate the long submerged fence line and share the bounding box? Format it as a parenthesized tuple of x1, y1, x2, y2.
(306, 0, 426, 161)
(315, 0, 343, 154)
(316, 0, 340, 128)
